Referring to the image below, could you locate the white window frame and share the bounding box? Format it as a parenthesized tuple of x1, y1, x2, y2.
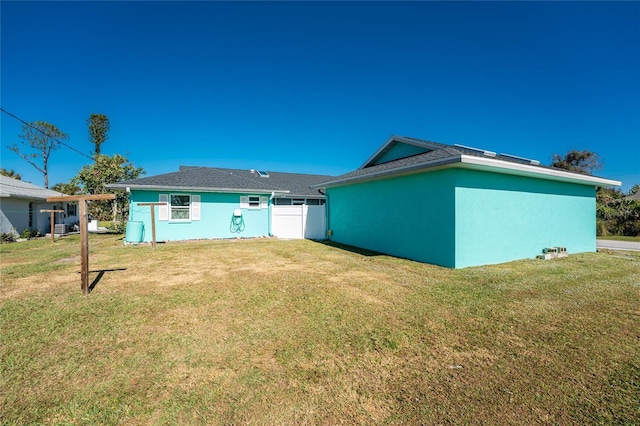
(170, 194, 191, 221)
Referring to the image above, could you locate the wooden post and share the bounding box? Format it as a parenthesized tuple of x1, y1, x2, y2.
(47, 194, 116, 295)
(79, 199, 89, 294)
(40, 209, 64, 242)
(138, 202, 166, 249)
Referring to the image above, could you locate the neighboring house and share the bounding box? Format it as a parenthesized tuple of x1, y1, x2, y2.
(623, 192, 640, 201)
(0, 175, 78, 236)
(107, 166, 333, 242)
(311, 135, 622, 268)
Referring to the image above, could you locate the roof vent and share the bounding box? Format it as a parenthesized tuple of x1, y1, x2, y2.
(257, 170, 269, 177)
(454, 143, 496, 157)
(500, 153, 540, 165)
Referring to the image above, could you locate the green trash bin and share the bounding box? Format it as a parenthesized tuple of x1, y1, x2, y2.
(125, 221, 144, 243)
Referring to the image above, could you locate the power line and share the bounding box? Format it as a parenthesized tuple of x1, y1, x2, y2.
(0, 107, 94, 160)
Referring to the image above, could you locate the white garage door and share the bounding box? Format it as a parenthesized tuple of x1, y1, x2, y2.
(272, 205, 326, 239)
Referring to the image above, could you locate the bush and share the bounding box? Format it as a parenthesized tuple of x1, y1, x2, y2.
(20, 228, 41, 239)
(1, 232, 16, 243)
(107, 221, 127, 234)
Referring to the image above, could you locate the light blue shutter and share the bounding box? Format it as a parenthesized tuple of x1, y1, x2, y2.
(240, 196, 249, 208)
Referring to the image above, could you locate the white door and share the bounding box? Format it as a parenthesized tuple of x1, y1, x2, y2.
(272, 205, 326, 239)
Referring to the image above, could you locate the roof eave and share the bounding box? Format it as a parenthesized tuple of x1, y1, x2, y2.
(107, 183, 290, 194)
(458, 155, 622, 187)
(312, 156, 462, 189)
(312, 155, 622, 189)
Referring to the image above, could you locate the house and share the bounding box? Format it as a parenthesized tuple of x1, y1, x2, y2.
(623, 191, 640, 201)
(0, 175, 78, 237)
(107, 166, 333, 242)
(311, 135, 622, 268)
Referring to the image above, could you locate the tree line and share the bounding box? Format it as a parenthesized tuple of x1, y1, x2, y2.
(5, 114, 144, 222)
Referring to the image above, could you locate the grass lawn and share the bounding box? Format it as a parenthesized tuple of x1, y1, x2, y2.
(1, 235, 639, 425)
(597, 235, 640, 242)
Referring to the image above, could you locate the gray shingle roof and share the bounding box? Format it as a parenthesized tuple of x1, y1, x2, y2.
(311, 135, 618, 189)
(108, 166, 333, 198)
(0, 175, 63, 200)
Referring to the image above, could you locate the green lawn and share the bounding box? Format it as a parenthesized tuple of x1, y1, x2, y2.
(1, 235, 639, 425)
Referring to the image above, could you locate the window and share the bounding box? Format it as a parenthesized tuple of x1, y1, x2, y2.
(273, 198, 291, 205)
(171, 194, 191, 220)
(249, 196, 260, 208)
(257, 170, 269, 177)
(306, 199, 320, 205)
(292, 199, 305, 205)
(67, 203, 77, 217)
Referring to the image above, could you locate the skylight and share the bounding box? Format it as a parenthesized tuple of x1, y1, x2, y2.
(453, 143, 496, 157)
(257, 170, 269, 177)
(500, 153, 540, 165)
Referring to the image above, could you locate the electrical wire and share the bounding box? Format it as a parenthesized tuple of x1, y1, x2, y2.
(0, 107, 94, 160)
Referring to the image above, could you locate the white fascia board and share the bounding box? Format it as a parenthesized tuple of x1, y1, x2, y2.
(459, 155, 622, 187)
(108, 184, 288, 194)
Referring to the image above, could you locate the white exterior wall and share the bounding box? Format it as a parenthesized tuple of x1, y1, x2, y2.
(0, 198, 77, 236)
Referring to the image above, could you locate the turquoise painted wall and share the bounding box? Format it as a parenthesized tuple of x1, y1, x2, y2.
(326, 169, 457, 267)
(374, 143, 429, 165)
(128, 190, 270, 242)
(454, 169, 596, 268)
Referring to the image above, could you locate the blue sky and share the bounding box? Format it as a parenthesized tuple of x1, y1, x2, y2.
(1, 1, 639, 191)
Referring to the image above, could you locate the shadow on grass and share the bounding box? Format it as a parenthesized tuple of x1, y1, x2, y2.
(85, 268, 127, 293)
(311, 240, 383, 257)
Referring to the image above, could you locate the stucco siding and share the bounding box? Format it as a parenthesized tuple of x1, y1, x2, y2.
(326, 169, 456, 267)
(0, 199, 68, 235)
(129, 190, 270, 242)
(0, 198, 29, 235)
(454, 169, 596, 268)
(374, 143, 430, 165)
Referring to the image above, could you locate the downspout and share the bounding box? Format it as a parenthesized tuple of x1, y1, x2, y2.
(268, 191, 275, 236)
(318, 189, 330, 240)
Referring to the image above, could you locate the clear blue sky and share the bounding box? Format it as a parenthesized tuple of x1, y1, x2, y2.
(1, 1, 639, 192)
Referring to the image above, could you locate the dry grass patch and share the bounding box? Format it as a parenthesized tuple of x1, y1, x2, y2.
(1, 235, 639, 424)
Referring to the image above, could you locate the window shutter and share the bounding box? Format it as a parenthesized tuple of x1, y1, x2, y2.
(192, 195, 201, 220)
(240, 196, 249, 208)
(260, 196, 268, 208)
(158, 194, 169, 221)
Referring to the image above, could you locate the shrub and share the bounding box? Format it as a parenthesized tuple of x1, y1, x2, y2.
(1, 232, 17, 243)
(107, 221, 127, 234)
(20, 228, 42, 239)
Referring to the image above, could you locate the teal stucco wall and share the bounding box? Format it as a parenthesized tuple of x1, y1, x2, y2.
(326, 167, 597, 268)
(374, 143, 429, 165)
(326, 169, 457, 267)
(453, 168, 596, 268)
(128, 190, 270, 242)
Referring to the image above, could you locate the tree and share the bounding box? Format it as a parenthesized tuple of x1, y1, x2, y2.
(72, 153, 145, 221)
(0, 168, 21, 180)
(550, 150, 602, 176)
(51, 182, 81, 195)
(8, 121, 68, 188)
(629, 184, 640, 196)
(87, 113, 110, 156)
